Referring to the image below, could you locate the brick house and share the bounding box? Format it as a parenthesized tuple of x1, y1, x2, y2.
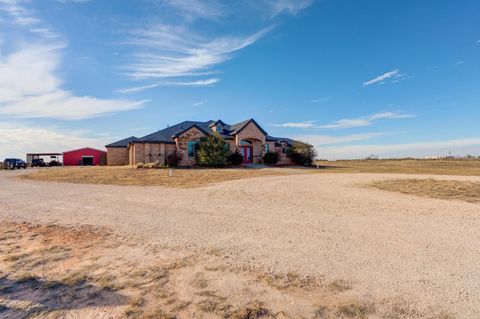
(105, 119, 297, 166)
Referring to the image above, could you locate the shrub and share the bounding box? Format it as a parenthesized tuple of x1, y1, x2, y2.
(165, 152, 182, 167)
(143, 163, 155, 169)
(287, 141, 317, 166)
(143, 161, 163, 169)
(99, 153, 107, 166)
(227, 152, 243, 166)
(135, 162, 144, 169)
(197, 132, 230, 167)
(262, 152, 279, 165)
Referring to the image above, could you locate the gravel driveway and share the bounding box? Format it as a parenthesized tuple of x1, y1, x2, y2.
(1, 170, 479, 318)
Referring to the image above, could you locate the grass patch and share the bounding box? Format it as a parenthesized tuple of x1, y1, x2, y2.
(20, 166, 288, 188)
(315, 159, 480, 176)
(370, 179, 480, 203)
(336, 301, 375, 318)
(329, 279, 352, 292)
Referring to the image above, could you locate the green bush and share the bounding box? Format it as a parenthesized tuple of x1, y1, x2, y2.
(227, 152, 243, 166)
(287, 141, 317, 166)
(262, 152, 279, 165)
(197, 132, 230, 167)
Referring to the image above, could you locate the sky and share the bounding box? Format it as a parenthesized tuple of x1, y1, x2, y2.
(0, 0, 479, 160)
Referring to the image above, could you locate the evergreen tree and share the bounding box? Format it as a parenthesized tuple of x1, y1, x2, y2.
(197, 132, 230, 167)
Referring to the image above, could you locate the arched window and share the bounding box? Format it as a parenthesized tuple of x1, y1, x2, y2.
(240, 140, 252, 146)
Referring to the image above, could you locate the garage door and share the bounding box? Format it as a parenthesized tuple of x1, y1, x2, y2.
(82, 156, 94, 166)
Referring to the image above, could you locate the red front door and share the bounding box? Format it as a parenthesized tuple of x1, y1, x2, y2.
(242, 146, 253, 164)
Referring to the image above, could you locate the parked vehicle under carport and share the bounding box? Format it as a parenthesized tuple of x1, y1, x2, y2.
(31, 158, 47, 167)
(3, 158, 27, 169)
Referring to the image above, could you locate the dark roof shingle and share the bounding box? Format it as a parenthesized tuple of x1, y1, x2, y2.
(106, 119, 276, 147)
(105, 136, 139, 148)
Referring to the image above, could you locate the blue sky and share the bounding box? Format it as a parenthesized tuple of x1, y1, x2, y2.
(1, 0, 479, 159)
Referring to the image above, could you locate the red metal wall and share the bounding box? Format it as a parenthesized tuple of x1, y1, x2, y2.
(63, 148, 106, 166)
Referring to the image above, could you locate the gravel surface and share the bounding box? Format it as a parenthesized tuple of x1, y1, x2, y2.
(1, 170, 480, 318)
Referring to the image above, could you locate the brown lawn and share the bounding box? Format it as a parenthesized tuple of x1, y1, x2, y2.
(19, 166, 292, 188)
(18, 159, 480, 188)
(370, 179, 480, 204)
(315, 159, 480, 176)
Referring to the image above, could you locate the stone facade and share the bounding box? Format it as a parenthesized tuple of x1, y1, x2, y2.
(235, 122, 267, 163)
(106, 147, 129, 166)
(276, 142, 294, 165)
(175, 127, 207, 167)
(128, 142, 177, 166)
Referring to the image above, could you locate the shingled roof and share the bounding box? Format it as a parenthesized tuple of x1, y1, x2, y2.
(105, 136, 140, 148)
(106, 119, 296, 147)
(267, 136, 297, 146)
(139, 121, 215, 143)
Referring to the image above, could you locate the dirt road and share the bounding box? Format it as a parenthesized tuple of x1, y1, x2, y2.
(1, 170, 479, 318)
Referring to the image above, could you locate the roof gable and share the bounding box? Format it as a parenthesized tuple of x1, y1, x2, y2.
(139, 121, 214, 143)
(230, 118, 268, 136)
(105, 136, 139, 148)
(173, 124, 211, 138)
(63, 147, 106, 154)
(267, 136, 297, 146)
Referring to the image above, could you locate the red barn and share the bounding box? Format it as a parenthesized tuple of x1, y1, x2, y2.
(63, 147, 107, 166)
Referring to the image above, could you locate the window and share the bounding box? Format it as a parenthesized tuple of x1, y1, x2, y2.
(216, 123, 223, 133)
(282, 147, 286, 154)
(240, 140, 252, 146)
(264, 143, 269, 153)
(187, 141, 199, 157)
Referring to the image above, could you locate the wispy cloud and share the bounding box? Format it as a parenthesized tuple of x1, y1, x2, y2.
(117, 0, 314, 92)
(0, 0, 40, 26)
(161, 0, 225, 21)
(294, 132, 384, 146)
(126, 25, 273, 81)
(0, 0, 58, 38)
(268, 0, 314, 17)
(271, 121, 316, 128)
(310, 97, 332, 104)
(193, 100, 207, 106)
(320, 112, 414, 129)
(363, 69, 408, 86)
(160, 0, 314, 21)
(317, 137, 480, 160)
(56, 0, 92, 3)
(0, 43, 146, 120)
(117, 78, 219, 94)
(272, 112, 414, 130)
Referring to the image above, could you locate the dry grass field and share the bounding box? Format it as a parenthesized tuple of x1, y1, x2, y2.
(315, 159, 480, 176)
(19, 166, 291, 188)
(370, 179, 480, 204)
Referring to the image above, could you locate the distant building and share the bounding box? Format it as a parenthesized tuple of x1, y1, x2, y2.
(63, 147, 106, 166)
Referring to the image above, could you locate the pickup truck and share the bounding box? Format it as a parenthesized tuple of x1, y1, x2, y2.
(31, 158, 47, 167)
(3, 158, 27, 169)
